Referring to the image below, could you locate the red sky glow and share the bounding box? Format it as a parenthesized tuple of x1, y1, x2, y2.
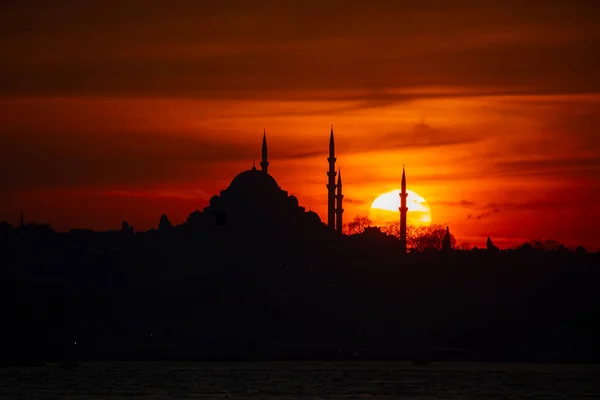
(1, 1, 599, 250)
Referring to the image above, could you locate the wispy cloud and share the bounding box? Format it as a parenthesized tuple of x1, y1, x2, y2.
(378, 123, 482, 150)
(0, 130, 255, 189)
(490, 157, 600, 181)
(429, 200, 477, 208)
(1, 1, 599, 99)
(273, 122, 483, 162)
(101, 189, 213, 200)
(466, 208, 500, 221)
(344, 197, 367, 205)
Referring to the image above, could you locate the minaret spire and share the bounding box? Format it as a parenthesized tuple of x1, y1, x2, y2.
(326, 125, 337, 229)
(399, 165, 408, 254)
(329, 124, 335, 156)
(260, 129, 269, 174)
(335, 167, 344, 233)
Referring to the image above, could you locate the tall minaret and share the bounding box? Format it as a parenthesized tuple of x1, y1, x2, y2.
(260, 129, 269, 174)
(335, 168, 344, 232)
(399, 165, 408, 253)
(326, 125, 337, 229)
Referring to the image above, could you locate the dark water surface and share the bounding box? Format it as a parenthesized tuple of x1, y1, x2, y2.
(2, 362, 600, 399)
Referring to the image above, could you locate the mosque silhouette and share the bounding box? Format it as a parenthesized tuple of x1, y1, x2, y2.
(190, 126, 410, 251)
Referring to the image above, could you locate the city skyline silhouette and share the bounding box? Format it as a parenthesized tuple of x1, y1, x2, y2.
(1, 128, 598, 367)
(2, 6, 600, 400)
(1, 2, 600, 251)
(4, 124, 595, 252)
(5, 126, 596, 252)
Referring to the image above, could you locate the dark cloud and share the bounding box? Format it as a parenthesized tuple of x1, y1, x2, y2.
(272, 122, 482, 162)
(1, 1, 599, 99)
(466, 208, 501, 221)
(3, 122, 465, 190)
(464, 196, 600, 221)
(276, 150, 325, 160)
(486, 197, 600, 211)
(485, 201, 556, 210)
(242, 89, 600, 117)
(493, 157, 600, 180)
(379, 123, 481, 150)
(101, 188, 213, 201)
(431, 199, 579, 222)
(0, 130, 256, 189)
(430, 200, 477, 208)
(543, 106, 600, 152)
(344, 198, 367, 205)
(461, 198, 600, 221)
(398, 154, 600, 182)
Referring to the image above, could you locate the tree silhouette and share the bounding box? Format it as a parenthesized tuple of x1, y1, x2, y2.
(380, 221, 399, 237)
(531, 239, 567, 252)
(576, 246, 588, 255)
(410, 224, 456, 251)
(486, 237, 499, 252)
(376, 220, 457, 251)
(346, 216, 372, 235)
(158, 214, 172, 232)
(518, 242, 533, 252)
(121, 221, 134, 234)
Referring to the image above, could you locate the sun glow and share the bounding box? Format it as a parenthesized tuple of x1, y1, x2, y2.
(369, 189, 432, 226)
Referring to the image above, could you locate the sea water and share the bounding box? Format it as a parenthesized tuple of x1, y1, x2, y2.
(2, 361, 600, 399)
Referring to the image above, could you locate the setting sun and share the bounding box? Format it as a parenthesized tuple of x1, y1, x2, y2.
(369, 189, 432, 227)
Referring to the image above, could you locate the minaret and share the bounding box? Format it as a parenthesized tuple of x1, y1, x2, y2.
(326, 125, 337, 229)
(260, 129, 269, 174)
(399, 165, 408, 253)
(442, 226, 452, 251)
(335, 168, 344, 233)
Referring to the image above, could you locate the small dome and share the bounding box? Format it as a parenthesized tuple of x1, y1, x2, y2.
(288, 195, 299, 208)
(228, 169, 280, 193)
(209, 195, 221, 208)
(306, 210, 322, 223)
(186, 210, 203, 224)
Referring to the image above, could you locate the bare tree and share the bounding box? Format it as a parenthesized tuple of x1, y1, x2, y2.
(377, 220, 457, 251)
(346, 215, 373, 235)
(380, 221, 399, 237)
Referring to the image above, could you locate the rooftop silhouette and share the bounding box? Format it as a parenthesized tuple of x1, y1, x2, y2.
(1, 128, 599, 366)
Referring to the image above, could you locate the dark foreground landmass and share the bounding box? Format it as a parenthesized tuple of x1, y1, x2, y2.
(1, 226, 599, 366)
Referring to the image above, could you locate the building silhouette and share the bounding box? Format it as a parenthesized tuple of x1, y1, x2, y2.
(326, 126, 338, 230)
(198, 130, 328, 237)
(260, 129, 269, 174)
(196, 127, 419, 242)
(3, 127, 600, 367)
(335, 168, 344, 233)
(399, 165, 408, 253)
(442, 226, 452, 251)
(195, 127, 351, 236)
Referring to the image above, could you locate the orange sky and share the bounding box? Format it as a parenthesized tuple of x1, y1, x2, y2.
(1, 1, 599, 250)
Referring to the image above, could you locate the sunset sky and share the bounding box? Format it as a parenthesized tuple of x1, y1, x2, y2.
(1, 1, 599, 250)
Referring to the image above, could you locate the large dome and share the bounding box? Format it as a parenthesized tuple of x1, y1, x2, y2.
(228, 168, 280, 193)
